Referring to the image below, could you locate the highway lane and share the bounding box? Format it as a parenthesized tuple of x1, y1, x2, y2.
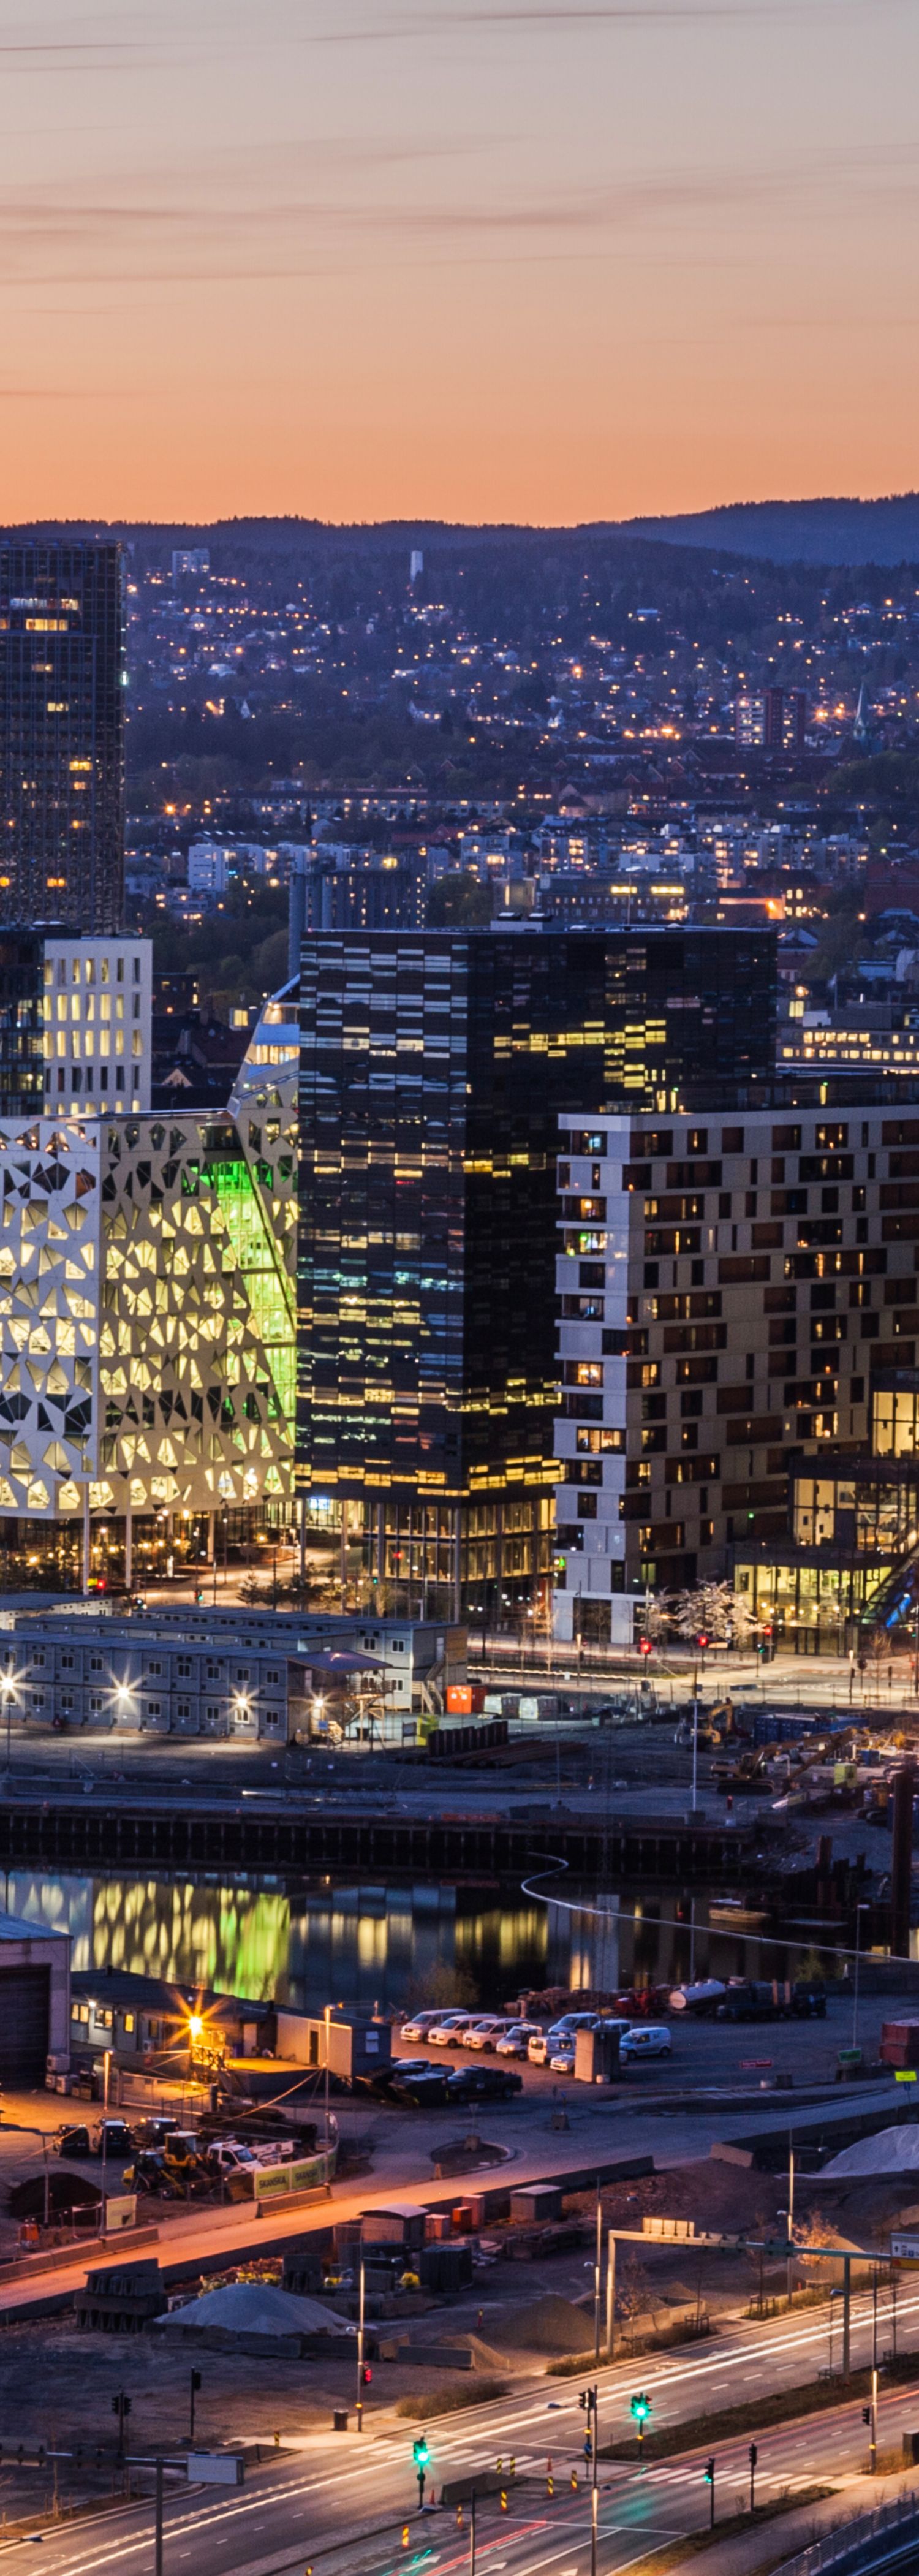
(5, 2280, 918, 2576)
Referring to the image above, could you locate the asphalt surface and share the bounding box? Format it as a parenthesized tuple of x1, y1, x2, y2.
(5, 2281, 919, 2576)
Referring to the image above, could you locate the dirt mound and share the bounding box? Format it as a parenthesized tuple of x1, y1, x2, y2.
(492, 2295, 595, 2355)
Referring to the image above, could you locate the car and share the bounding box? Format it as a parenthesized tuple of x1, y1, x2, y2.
(427, 2012, 475, 2045)
(93, 2120, 136, 2159)
(495, 2021, 542, 2057)
(389, 2069, 450, 2107)
(549, 2045, 576, 2072)
(399, 2012, 444, 2042)
(54, 2123, 91, 2160)
(135, 2116, 179, 2149)
(203, 2140, 257, 2175)
(446, 2066, 523, 2102)
(619, 2026, 672, 2061)
(462, 2017, 511, 2051)
(528, 2031, 551, 2064)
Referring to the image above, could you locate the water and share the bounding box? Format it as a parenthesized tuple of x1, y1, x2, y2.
(0, 1864, 810, 2013)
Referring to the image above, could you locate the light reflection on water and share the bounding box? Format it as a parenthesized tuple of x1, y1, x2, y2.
(0, 1868, 791, 2012)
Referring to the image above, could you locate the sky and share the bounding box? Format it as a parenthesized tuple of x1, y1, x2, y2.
(0, 0, 916, 525)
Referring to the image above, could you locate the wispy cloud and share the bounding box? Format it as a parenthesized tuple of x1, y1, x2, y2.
(0, 134, 910, 289)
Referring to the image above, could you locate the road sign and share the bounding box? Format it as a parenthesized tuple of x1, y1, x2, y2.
(891, 2235, 919, 2260)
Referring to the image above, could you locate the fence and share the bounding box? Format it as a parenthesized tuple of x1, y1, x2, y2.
(776, 2492, 919, 2576)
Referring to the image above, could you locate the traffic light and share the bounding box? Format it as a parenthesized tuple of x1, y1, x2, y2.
(863, 2406, 872, 2426)
(361, 2365, 372, 2385)
(630, 2390, 651, 2455)
(412, 2437, 429, 2468)
(638, 1638, 653, 1658)
(698, 1632, 709, 1651)
(749, 2445, 757, 2469)
(704, 2460, 714, 2483)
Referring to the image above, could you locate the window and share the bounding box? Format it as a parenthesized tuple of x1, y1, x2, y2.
(177, 1659, 191, 1679)
(61, 1653, 74, 1670)
(124, 2012, 135, 2034)
(147, 1660, 161, 1676)
(148, 1700, 161, 1717)
(32, 1651, 44, 1669)
(90, 1655, 102, 1672)
(267, 1669, 280, 1684)
(177, 1699, 191, 1720)
(206, 1703, 220, 1724)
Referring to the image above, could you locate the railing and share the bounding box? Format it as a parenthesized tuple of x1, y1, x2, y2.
(776, 2492, 919, 2576)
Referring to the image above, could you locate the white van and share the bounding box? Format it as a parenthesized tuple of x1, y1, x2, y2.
(619, 2026, 671, 2061)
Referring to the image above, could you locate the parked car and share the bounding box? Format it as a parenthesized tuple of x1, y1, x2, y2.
(92, 2120, 135, 2160)
(549, 2045, 576, 2072)
(203, 2140, 257, 2175)
(427, 2012, 475, 2045)
(446, 2066, 523, 2102)
(529, 2012, 601, 2064)
(463, 2017, 512, 2051)
(495, 2021, 542, 2057)
(399, 2011, 444, 2042)
(389, 2068, 450, 2107)
(54, 2123, 91, 2160)
(619, 2026, 672, 2061)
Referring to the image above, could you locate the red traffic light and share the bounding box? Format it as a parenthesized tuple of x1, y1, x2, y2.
(697, 1633, 709, 1648)
(361, 2365, 372, 2385)
(638, 1638, 652, 1657)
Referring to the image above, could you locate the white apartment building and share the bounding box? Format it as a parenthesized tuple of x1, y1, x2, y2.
(43, 936, 152, 1115)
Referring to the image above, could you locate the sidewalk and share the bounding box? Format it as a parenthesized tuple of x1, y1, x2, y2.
(657, 2472, 919, 2576)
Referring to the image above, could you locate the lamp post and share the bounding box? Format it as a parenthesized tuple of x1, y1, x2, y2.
(323, 2003, 331, 2165)
(1, 1673, 15, 1776)
(852, 1901, 871, 2051)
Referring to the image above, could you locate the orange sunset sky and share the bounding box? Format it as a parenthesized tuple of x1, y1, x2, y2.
(0, 0, 915, 526)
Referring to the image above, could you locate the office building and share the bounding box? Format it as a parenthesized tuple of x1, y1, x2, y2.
(553, 1097, 919, 1648)
(0, 928, 47, 1120)
(0, 991, 297, 1589)
(0, 541, 125, 933)
(0, 1602, 463, 1744)
(43, 934, 153, 1115)
(296, 925, 776, 1617)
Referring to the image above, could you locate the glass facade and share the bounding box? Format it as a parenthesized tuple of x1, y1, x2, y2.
(297, 926, 776, 1608)
(0, 928, 46, 1119)
(0, 542, 125, 933)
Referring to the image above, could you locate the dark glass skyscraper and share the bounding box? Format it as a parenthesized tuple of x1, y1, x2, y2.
(297, 925, 777, 1615)
(0, 541, 125, 933)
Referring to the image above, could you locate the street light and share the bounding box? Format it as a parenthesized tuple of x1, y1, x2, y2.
(852, 1901, 871, 2051)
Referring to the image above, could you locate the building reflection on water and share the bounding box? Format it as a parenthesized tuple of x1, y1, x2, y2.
(0, 1869, 801, 2010)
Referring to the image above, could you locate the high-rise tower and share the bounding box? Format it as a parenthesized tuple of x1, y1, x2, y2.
(0, 540, 125, 932)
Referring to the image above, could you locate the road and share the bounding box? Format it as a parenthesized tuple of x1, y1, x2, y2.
(7, 2274, 919, 2576)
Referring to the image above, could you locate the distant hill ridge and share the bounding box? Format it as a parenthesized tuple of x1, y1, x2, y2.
(619, 494, 919, 566)
(4, 496, 919, 569)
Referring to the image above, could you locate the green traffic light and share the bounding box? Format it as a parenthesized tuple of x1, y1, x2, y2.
(412, 2436, 430, 2467)
(630, 2393, 651, 2422)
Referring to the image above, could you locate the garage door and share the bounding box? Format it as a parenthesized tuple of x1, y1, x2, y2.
(0, 1966, 50, 2083)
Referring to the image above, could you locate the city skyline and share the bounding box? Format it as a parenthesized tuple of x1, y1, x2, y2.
(0, 0, 914, 523)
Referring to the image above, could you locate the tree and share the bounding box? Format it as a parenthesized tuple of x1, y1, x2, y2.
(641, 1591, 673, 1643)
(728, 1591, 760, 1648)
(673, 1582, 735, 1644)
